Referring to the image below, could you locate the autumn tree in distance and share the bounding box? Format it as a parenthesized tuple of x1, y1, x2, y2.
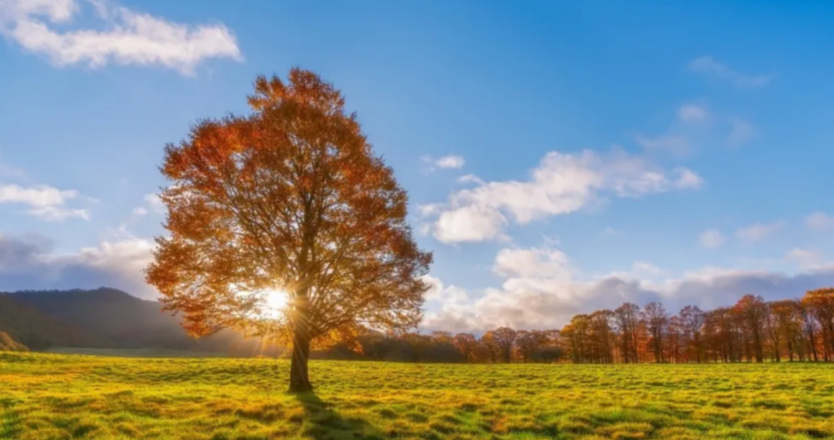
(146, 68, 433, 392)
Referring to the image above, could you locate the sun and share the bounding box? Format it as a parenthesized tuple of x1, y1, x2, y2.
(261, 288, 290, 319)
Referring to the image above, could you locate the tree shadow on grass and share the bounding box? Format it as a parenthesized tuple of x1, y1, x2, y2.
(295, 392, 384, 440)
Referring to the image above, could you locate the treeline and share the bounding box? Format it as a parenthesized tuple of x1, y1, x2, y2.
(320, 288, 834, 364)
(561, 289, 834, 364)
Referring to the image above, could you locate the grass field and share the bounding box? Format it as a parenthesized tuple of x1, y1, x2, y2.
(1, 353, 833, 440)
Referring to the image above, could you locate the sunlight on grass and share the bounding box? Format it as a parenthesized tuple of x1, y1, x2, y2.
(1, 353, 833, 439)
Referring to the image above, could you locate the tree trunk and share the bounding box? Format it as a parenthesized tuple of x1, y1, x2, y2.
(289, 320, 312, 393)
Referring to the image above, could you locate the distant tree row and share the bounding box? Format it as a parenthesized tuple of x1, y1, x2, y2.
(317, 288, 834, 364)
(561, 288, 834, 364)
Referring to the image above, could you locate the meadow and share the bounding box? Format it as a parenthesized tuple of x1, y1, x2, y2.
(1, 353, 833, 440)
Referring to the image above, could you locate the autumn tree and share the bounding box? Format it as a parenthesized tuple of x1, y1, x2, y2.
(679, 305, 705, 363)
(146, 69, 432, 392)
(734, 295, 767, 363)
(492, 327, 518, 363)
(480, 331, 502, 363)
(453, 333, 479, 362)
(614, 303, 641, 363)
(588, 310, 615, 364)
(803, 288, 834, 361)
(514, 330, 547, 363)
(641, 302, 668, 363)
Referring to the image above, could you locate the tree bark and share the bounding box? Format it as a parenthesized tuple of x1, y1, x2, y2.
(289, 325, 312, 393)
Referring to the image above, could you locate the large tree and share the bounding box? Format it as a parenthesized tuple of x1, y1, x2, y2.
(146, 69, 432, 392)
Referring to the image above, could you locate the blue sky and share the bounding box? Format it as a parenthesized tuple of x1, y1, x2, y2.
(2, 0, 834, 331)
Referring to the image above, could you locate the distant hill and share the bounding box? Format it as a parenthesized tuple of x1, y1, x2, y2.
(0, 288, 283, 356)
(0, 293, 103, 349)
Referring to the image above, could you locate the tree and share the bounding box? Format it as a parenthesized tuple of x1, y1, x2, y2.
(641, 302, 668, 363)
(803, 288, 834, 361)
(146, 69, 432, 392)
(514, 330, 547, 363)
(492, 327, 518, 363)
(453, 333, 479, 362)
(734, 295, 767, 363)
(480, 331, 502, 363)
(679, 305, 705, 363)
(614, 303, 641, 363)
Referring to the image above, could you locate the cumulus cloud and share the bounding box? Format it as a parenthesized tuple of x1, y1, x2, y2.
(698, 229, 725, 249)
(735, 221, 784, 243)
(421, 244, 834, 332)
(806, 212, 834, 230)
(688, 56, 775, 89)
(421, 149, 703, 243)
(0, 182, 89, 221)
(0, 233, 157, 298)
(0, 0, 242, 75)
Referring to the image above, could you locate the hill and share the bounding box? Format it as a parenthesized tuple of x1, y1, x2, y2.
(0, 288, 282, 356)
(0, 293, 103, 349)
(10, 288, 196, 349)
(1, 352, 833, 439)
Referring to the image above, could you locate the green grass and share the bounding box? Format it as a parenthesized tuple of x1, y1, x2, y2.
(1, 353, 833, 439)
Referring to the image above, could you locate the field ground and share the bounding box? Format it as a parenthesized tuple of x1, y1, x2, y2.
(1, 353, 833, 440)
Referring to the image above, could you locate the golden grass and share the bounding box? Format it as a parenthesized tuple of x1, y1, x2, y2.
(1, 352, 833, 439)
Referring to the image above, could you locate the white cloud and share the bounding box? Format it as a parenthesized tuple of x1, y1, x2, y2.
(422, 149, 702, 243)
(493, 247, 571, 280)
(688, 56, 775, 89)
(422, 274, 469, 305)
(0, 233, 157, 298)
(421, 244, 834, 332)
(698, 229, 725, 249)
(0, 183, 76, 207)
(132, 206, 149, 216)
(435, 155, 465, 169)
(727, 118, 756, 147)
(735, 221, 784, 243)
(806, 212, 834, 229)
(0, 0, 242, 75)
(433, 204, 508, 243)
(0, 182, 89, 221)
(677, 105, 708, 122)
(599, 226, 621, 236)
